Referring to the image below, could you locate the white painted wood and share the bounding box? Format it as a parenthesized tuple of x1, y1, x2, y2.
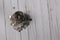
(26, 0, 50, 40)
(40, 0, 51, 40)
(53, 0, 60, 40)
(2, 0, 60, 40)
(0, 0, 6, 40)
(4, 0, 21, 40)
(47, 0, 59, 40)
(56, 0, 60, 40)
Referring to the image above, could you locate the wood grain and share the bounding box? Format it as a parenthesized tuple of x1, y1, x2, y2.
(0, 0, 6, 40)
(2, 0, 60, 40)
(25, 0, 51, 40)
(47, 0, 59, 40)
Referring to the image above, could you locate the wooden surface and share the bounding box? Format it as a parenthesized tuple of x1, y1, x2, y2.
(0, 0, 6, 40)
(0, 0, 60, 40)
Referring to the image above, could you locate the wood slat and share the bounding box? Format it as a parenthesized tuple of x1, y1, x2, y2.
(40, 0, 51, 40)
(53, 0, 60, 40)
(0, 0, 6, 40)
(47, 0, 59, 40)
(26, 0, 50, 40)
(4, 0, 21, 40)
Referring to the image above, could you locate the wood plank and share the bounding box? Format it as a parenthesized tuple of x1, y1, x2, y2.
(47, 0, 59, 40)
(0, 0, 6, 40)
(40, 0, 51, 40)
(4, 0, 21, 40)
(54, 0, 60, 40)
(26, 0, 50, 40)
